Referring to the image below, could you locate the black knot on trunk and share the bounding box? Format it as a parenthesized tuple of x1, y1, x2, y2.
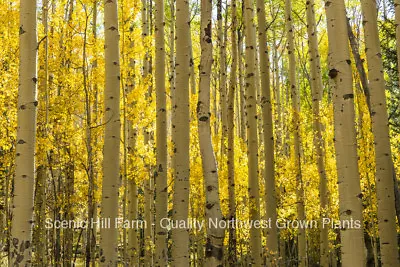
(328, 68, 338, 79)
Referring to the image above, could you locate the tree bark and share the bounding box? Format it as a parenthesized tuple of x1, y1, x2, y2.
(171, 0, 191, 264)
(256, 0, 278, 264)
(305, 0, 329, 265)
(197, 1, 225, 265)
(286, 0, 307, 265)
(391, 0, 400, 227)
(83, 7, 96, 265)
(346, 19, 371, 114)
(360, 0, 400, 265)
(154, 0, 168, 264)
(243, 0, 262, 264)
(325, 0, 366, 265)
(34, 165, 47, 265)
(100, 0, 121, 264)
(63, 162, 74, 267)
(127, 125, 139, 265)
(227, 0, 238, 264)
(217, 0, 228, 158)
(238, 28, 246, 141)
(10, 0, 38, 264)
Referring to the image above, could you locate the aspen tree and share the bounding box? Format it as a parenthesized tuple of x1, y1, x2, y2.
(360, 0, 400, 265)
(243, 0, 262, 264)
(127, 127, 138, 265)
(154, 0, 168, 263)
(197, 0, 225, 264)
(325, 0, 365, 265)
(238, 28, 246, 141)
(169, 0, 176, 198)
(305, 0, 329, 265)
(89, 2, 99, 264)
(395, 0, 400, 81)
(127, 52, 139, 263)
(33, 0, 49, 263)
(272, 28, 282, 155)
(122, 81, 128, 264)
(256, 0, 278, 263)
(392, 0, 400, 226)
(83, 5, 96, 264)
(141, 0, 154, 264)
(189, 37, 196, 95)
(171, 0, 190, 264)
(33, 166, 46, 265)
(121, 5, 131, 260)
(227, 0, 238, 263)
(10, 0, 38, 264)
(64, 162, 74, 266)
(286, 0, 306, 265)
(346, 20, 371, 113)
(217, 0, 228, 155)
(169, 0, 175, 100)
(143, 139, 153, 266)
(100, 0, 121, 264)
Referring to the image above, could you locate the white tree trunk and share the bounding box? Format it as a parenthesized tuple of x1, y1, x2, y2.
(154, 0, 168, 264)
(100, 0, 121, 264)
(305, 0, 329, 265)
(325, 0, 365, 265)
(10, 0, 38, 264)
(243, 0, 262, 264)
(361, 0, 400, 265)
(227, 0, 238, 264)
(171, 0, 191, 264)
(256, 0, 278, 263)
(286, 0, 307, 265)
(197, 0, 225, 265)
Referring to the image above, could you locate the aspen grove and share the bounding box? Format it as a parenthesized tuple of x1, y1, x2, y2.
(1, 0, 400, 265)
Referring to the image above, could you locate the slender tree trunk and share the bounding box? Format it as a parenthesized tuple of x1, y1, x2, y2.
(346, 19, 371, 113)
(272, 29, 282, 156)
(122, 76, 128, 265)
(279, 236, 286, 265)
(33, 0, 49, 263)
(217, 0, 228, 158)
(171, 0, 190, 264)
(238, 28, 246, 141)
(127, 122, 139, 264)
(169, 0, 176, 135)
(141, 1, 154, 264)
(144, 139, 153, 266)
(392, 166, 400, 224)
(227, 0, 238, 264)
(34, 165, 47, 265)
(63, 162, 74, 267)
(243, 0, 262, 264)
(0, 152, 5, 248)
(256, 0, 278, 264)
(10, 0, 38, 264)
(100, 0, 121, 264)
(82, 8, 96, 266)
(89, 3, 98, 265)
(395, 0, 400, 86)
(197, 0, 225, 265)
(360, 1, 400, 265)
(286, 0, 306, 265)
(189, 35, 196, 95)
(154, 0, 168, 264)
(325, 0, 365, 265)
(168, 2, 177, 245)
(391, 0, 400, 225)
(305, 0, 329, 265)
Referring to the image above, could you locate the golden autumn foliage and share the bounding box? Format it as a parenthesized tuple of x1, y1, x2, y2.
(0, 0, 399, 265)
